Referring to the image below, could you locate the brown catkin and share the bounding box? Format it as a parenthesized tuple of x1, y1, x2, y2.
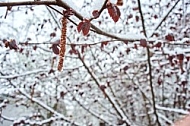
(58, 17, 67, 71)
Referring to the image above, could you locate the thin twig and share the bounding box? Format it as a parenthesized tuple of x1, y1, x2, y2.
(46, 6, 61, 29)
(0, 72, 80, 126)
(89, 0, 108, 21)
(156, 105, 189, 115)
(137, 1, 147, 37)
(62, 84, 111, 125)
(0, 69, 49, 79)
(137, 0, 161, 125)
(0, 115, 14, 122)
(0, 1, 57, 6)
(149, 0, 181, 37)
(99, 0, 108, 15)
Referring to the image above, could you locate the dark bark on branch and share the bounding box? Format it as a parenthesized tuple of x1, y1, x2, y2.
(0, 1, 57, 6)
(137, 0, 161, 126)
(77, 51, 132, 126)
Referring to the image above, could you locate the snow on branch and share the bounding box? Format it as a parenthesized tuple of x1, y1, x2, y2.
(10, 81, 81, 126)
(13, 116, 70, 125)
(157, 113, 173, 125)
(0, 69, 49, 79)
(149, 0, 181, 38)
(63, 84, 111, 125)
(57, 0, 145, 41)
(77, 52, 134, 126)
(156, 105, 189, 115)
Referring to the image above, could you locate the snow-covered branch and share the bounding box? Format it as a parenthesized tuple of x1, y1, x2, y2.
(149, 0, 181, 37)
(13, 116, 70, 126)
(63, 84, 111, 125)
(9, 81, 81, 126)
(0, 69, 49, 79)
(156, 105, 189, 115)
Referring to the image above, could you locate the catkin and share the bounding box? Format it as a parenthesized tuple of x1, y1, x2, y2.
(58, 17, 67, 71)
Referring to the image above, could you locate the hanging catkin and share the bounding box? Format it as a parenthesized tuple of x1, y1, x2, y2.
(57, 16, 67, 71)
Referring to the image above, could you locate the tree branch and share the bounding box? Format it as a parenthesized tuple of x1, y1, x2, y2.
(77, 51, 133, 126)
(0, 0, 145, 42)
(0, 71, 80, 125)
(0, 114, 15, 122)
(0, 1, 57, 7)
(149, 0, 180, 38)
(137, 0, 147, 37)
(56, 0, 145, 42)
(156, 105, 189, 115)
(14, 116, 71, 125)
(137, 0, 161, 126)
(9, 83, 80, 125)
(0, 69, 49, 79)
